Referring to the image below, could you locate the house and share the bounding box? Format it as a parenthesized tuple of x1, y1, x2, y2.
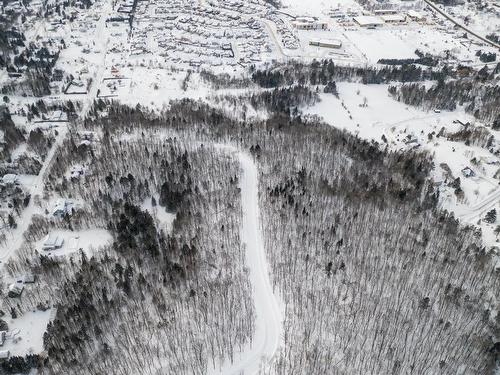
(8, 283, 24, 297)
(42, 233, 64, 251)
(1, 174, 19, 186)
(354, 16, 384, 28)
(309, 38, 342, 49)
(0, 331, 5, 346)
(52, 199, 71, 217)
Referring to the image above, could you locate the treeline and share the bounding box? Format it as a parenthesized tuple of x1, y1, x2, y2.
(250, 59, 453, 88)
(377, 56, 438, 67)
(199, 70, 252, 89)
(389, 67, 500, 123)
(211, 85, 319, 119)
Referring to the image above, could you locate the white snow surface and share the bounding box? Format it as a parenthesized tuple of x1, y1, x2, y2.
(141, 195, 176, 233)
(1, 309, 54, 357)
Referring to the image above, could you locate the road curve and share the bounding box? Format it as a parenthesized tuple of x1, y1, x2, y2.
(208, 147, 283, 375)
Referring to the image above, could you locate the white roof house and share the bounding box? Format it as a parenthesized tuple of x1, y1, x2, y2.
(354, 16, 384, 27)
(42, 233, 64, 251)
(0, 331, 5, 346)
(0, 350, 9, 359)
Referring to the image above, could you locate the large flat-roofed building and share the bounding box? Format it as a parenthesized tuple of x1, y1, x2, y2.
(309, 38, 342, 49)
(354, 16, 384, 28)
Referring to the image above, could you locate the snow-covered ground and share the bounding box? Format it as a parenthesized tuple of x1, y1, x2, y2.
(141, 196, 176, 233)
(1, 308, 54, 357)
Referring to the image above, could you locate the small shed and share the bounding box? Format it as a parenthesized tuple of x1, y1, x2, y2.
(0, 331, 5, 346)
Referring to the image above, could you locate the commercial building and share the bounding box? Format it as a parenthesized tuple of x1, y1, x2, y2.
(353, 16, 384, 28)
(309, 38, 342, 49)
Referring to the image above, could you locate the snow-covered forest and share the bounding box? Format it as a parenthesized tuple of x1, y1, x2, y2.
(1, 0, 500, 370)
(3, 91, 497, 373)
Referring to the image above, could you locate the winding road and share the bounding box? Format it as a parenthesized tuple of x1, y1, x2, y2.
(208, 147, 283, 375)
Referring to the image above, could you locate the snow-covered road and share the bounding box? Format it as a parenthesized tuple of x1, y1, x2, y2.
(456, 188, 500, 223)
(209, 148, 282, 375)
